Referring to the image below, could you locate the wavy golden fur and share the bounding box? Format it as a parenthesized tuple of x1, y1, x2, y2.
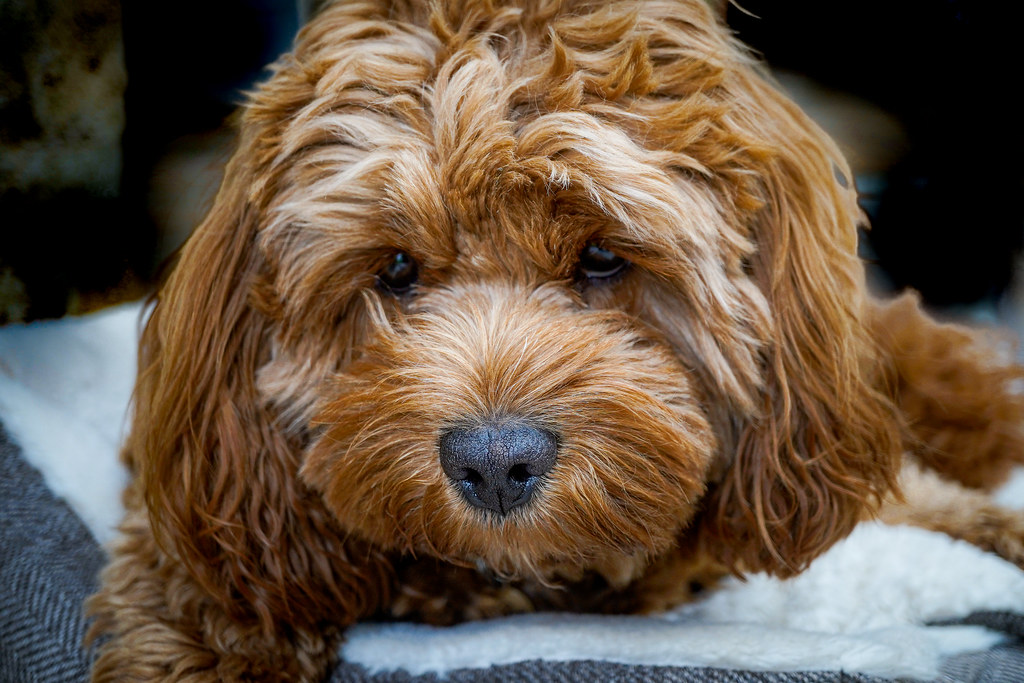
(88, 0, 1024, 679)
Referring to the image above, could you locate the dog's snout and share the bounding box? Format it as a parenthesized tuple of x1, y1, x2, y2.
(438, 422, 557, 515)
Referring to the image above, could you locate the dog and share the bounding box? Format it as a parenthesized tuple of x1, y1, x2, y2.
(87, 1, 1024, 680)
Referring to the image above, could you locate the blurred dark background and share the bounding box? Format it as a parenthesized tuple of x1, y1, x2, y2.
(728, 0, 1024, 314)
(1, 0, 1022, 323)
(0, 0, 300, 322)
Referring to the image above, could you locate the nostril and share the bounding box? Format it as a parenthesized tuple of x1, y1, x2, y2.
(507, 463, 532, 485)
(462, 468, 484, 486)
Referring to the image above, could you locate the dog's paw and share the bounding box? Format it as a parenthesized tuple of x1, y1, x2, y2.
(388, 561, 535, 624)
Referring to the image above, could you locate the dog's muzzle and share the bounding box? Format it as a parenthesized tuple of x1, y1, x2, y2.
(438, 422, 557, 515)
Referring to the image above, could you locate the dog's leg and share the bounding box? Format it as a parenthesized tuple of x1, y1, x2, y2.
(871, 294, 1024, 568)
(88, 508, 337, 682)
(872, 292, 1024, 490)
(879, 460, 1024, 570)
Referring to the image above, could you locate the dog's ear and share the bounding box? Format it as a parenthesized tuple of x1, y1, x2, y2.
(128, 102, 388, 633)
(698, 73, 903, 577)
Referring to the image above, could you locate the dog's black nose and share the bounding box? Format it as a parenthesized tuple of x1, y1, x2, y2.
(438, 422, 557, 515)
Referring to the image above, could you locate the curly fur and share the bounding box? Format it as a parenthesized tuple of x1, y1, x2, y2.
(87, 1, 1024, 680)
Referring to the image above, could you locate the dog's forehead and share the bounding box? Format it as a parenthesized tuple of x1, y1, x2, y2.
(258, 0, 768, 283)
(367, 85, 725, 278)
(377, 125, 710, 281)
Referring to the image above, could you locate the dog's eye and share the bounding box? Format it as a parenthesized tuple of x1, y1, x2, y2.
(378, 252, 418, 294)
(578, 244, 628, 281)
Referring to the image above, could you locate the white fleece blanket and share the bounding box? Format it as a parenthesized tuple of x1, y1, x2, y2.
(1, 301, 1023, 681)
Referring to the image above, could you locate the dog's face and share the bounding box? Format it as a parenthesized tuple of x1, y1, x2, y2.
(257, 0, 774, 579)
(135, 0, 903, 627)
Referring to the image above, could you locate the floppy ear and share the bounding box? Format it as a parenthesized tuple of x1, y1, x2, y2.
(699, 72, 903, 576)
(128, 100, 389, 634)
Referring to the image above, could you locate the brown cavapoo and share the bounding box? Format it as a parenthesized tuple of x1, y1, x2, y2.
(88, 1, 1024, 680)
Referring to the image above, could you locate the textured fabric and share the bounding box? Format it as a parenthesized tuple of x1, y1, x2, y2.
(2, 422, 1023, 682)
(326, 659, 893, 683)
(941, 642, 1024, 683)
(937, 613, 1024, 683)
(0, 426, 104, 683)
